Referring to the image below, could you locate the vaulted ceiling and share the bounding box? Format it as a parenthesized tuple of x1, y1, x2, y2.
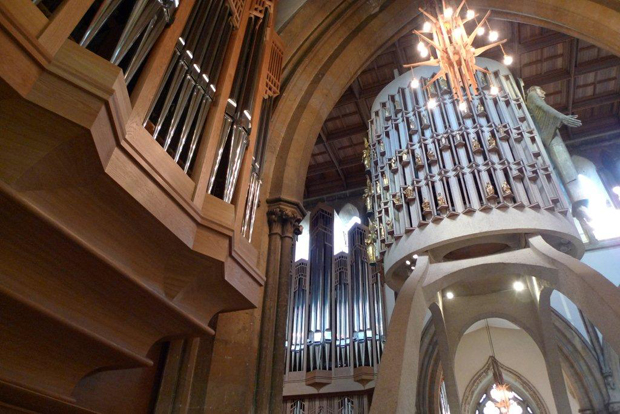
(303, 19, 620, 200)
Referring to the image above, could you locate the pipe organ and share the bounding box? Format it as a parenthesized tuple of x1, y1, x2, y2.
(363, 58, 574, 268)
(283, 205, 389, 414)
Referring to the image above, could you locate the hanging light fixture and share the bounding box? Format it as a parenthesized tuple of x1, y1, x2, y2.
(484, 320, 523, 414)
(405, 0, 508, 104)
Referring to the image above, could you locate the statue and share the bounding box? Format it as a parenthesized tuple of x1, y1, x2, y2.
(389, 157, 397, 170)
(486, 182, 495, 197)
(526, 85, 584, 207)
(365, 222, 377, 263)
(379, 222, 386, 239)
(498, 125, 506, 136)
(386, 218, 393, 231)
(362, 147, 371, 170)
(375, 179, 381, 194)
(487, 134, 496, 148)
(392, 192, 402, 206)
(404, 185, 415, 199)
(400, 149, 408, 163)
(477, 102, 485, 114)
(421, 113, 429, 126)
(415, 152, 423, 166)
(379, 140, 385, 153)
(501, 181, 512, 196)
(422, 198, 431, 211)
(471, 136, 481, 151)
(437, 192, 447, 206)
(382, 172, 389, 187)
(364, 187, 373, 211)
(427, 148, 436, 160)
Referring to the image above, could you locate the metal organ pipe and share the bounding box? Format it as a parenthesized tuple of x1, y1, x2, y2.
(145, 0, 234, 175)
(241, 97, 274, 241)
(284, 206, 388, 381)
(77, 0, 180, 84)
(208, 9, 270, 202)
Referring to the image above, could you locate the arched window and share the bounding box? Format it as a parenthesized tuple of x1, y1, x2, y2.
(475, 383, 534, 414)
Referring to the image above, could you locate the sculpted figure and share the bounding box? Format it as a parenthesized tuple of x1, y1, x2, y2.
(526, 86, 585, 206)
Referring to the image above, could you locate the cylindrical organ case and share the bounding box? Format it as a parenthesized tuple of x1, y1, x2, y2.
(364, 58, 583, 290)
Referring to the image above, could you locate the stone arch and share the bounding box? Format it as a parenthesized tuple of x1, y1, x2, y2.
(264, 0, 620, 205)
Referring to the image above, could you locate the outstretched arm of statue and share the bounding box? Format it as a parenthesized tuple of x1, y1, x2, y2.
(562, 114, 582, 128)
(527, 88, 582, 128)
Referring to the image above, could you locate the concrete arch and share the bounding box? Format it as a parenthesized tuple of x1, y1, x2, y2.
(264, 0, 620, 204)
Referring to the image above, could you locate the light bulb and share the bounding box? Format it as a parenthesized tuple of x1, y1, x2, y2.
(428, 98, 437, 109)
(453, 27, 462, 38)
(508, 402, 523, 414)
(446, 291, 454, 299)
(413, 254, 418, 259)
(411, 266, 415, 270)
(406, 260, 411, 265)
(459, 101, 468, 112)
(484, 401, 500, 414)
(420, 47, 429, 58)
(489, 30, 499, 41)
(444, 7, 453, 18)
(514, 281, 525, 291)
(411, 77, 420, 89)
(504, 55, 514, 65)
(478, 26, 486, 36)
(466, 9, 475, 19)
(423, 21, 432, 32)
(417, 41, 426, 51)
(490, 85, 499, 96)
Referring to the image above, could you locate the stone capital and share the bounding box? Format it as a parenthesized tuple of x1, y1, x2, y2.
(266, 197, 306, 238)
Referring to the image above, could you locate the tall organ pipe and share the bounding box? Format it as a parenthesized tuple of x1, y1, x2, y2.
(145, 0, 233, 175)
(208, 9, 270, 202)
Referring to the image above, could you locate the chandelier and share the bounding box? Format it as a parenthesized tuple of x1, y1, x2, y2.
(483, 320, 524, 414)
(405, 0, 511, 107)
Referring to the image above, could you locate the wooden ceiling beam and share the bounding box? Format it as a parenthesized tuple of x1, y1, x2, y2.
(519, 32, 571, 52)
(324, 124, 368, 143)
(319, 128, 347, 189)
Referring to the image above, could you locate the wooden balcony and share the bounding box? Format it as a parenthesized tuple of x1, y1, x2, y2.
(0, 0, 277, 410)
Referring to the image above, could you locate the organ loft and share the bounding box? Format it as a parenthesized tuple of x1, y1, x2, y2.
(1, 0, 620, 413)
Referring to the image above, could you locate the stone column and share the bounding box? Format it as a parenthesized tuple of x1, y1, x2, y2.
(254, 198, 304, 414)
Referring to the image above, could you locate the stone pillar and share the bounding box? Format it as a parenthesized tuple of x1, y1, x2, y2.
(254, 198, 304, 414)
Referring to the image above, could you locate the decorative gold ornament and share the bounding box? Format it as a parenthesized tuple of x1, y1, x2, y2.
(477, 102, 485, 114)
(400, 149, 409, 163)
(427, 148, 436, 160)
(405, 0, 507, 104)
